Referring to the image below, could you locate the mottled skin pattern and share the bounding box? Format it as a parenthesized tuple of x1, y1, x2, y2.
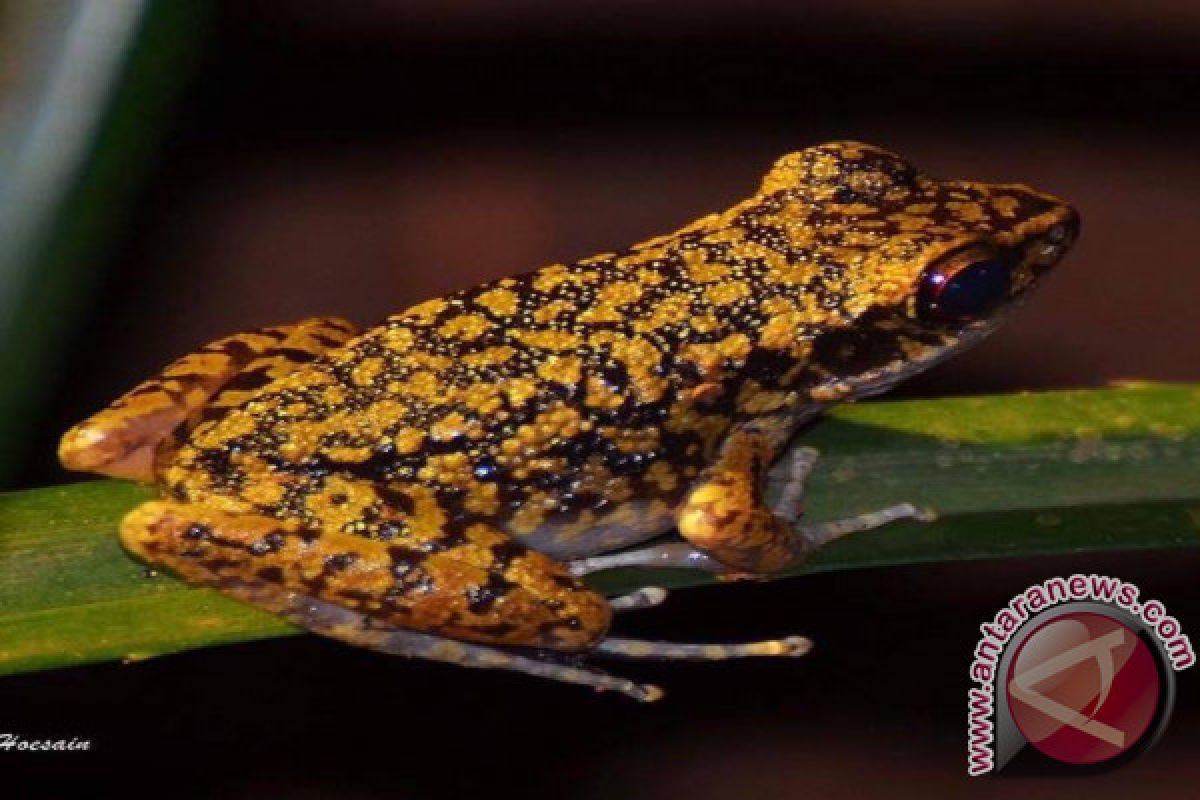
(61, 142, 1078, 697)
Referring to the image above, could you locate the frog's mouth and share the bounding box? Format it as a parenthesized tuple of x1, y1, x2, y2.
(839, 308, 1014, 402)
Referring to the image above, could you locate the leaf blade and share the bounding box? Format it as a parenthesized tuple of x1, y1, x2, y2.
(2, 384, 1198, 676)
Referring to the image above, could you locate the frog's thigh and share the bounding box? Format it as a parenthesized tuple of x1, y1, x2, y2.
(119, 500, 664, 698)
(673, 428, 931, 574)
(59, 317, 359, 481)
(119, 500, 611, 652)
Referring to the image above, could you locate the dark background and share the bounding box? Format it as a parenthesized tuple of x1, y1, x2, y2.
(6, 1, 1200, 795)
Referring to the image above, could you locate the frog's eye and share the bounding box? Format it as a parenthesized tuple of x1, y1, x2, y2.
(917, 248, 1012, 322)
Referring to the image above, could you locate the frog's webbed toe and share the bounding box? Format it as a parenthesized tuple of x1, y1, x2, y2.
(59, 317, 359, 482)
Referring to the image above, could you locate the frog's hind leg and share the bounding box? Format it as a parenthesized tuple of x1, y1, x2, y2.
(59, 317, 359, 481)
(121, 501, 813, 700)
(118, 500, 661, 699)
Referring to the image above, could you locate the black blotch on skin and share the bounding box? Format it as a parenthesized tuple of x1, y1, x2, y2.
(490, 539, 527, 570)
(376, 486, 416, 516)
(249, 531, 287, 556)
(220, 336, 269, 359)
(743, 346, 798, 386)
(388, 544, 433, 567)
(256, 566, 284, 582)
(811, 324, 904, 374)
(324, 553, 357, 572)
(220, 366, 275, 393)
(183, 523, 212, 540)
(376, 520, 405, 541)
(550, 574, 577, 589)
(464, 573, 515, 614)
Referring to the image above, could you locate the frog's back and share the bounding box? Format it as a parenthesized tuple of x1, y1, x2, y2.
(164, 142, 1070, 557)
(165, 207, 763, 556)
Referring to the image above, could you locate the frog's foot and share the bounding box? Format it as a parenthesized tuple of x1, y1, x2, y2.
(671, 427, 934, 574)
(59, 317, 359, 481)
(259, 591, 665, 703)
(796, 502, 936, 547)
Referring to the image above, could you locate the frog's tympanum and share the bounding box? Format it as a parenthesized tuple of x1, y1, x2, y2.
(61, 143, 1078, 700)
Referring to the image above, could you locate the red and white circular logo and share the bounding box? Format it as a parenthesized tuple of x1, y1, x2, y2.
(1006, 611, 1161, 765)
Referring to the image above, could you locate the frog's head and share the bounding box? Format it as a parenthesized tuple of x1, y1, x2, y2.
(760, 141, 1080, 398)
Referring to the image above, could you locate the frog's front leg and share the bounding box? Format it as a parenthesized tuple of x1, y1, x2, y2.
(59, 317, 359, 481)
(120, 500, 808, 701)
(571, 432, 933, 577)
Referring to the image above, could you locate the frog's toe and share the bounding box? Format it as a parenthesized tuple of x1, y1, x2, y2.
(594, 634, 813, 660)
(609, 586, 668, 612)
(797, 501, 937, 548)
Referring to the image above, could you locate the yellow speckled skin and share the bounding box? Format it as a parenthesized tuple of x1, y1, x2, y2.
(61, 142, 1078, 661)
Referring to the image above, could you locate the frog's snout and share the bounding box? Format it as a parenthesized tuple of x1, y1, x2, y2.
(1027, 202, 1081, 275)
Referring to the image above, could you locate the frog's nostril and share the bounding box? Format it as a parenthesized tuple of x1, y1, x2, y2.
(1034, 211, 1079, 265)
(1059, 208, 1082, 244)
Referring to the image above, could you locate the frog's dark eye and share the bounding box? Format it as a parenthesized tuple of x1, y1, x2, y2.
(917, 249, 1012, 322)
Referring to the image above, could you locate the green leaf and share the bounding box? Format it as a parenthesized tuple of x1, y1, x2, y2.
(2, 384, 1199, 676)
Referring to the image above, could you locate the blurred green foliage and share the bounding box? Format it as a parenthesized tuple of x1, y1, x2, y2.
(0, 1, 206, 486)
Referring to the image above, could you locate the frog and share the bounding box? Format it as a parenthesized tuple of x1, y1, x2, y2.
(59, 142, 1078, 701)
